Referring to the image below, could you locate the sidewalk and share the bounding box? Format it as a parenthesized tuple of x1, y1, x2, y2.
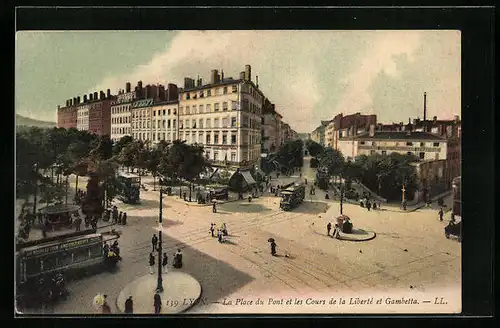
(381, 190, 453, 213)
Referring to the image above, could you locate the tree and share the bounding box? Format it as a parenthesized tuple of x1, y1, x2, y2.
(319, 148, 345, 181)
(276, 139, 304, 172)
(147, 146, 162, 191)
(113, 135, 134, 156)
(218, 169, 232, 185)
(305, 140, 324, 157)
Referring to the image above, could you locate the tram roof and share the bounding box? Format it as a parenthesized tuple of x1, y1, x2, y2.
(39, 204, 81, 215)
(20, 233, 102, 254)
(118, 172, 140, 178)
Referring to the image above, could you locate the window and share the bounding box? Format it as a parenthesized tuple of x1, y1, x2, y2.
(381, 150, 387, 155)
(162, 120, 166, 129)
(406, 142, 413, 146)
(222, 134, 227, 144)
(200, 91, 204, 98)
(206, 119, 211, 128)
(433, 142, 440, 147)
(231, 117, 237, 127)
(192, 119, 196, 128)
(223, 87, 228, 94)
(223, 102, 228, 111)
(407, 152, 413, 156)
(207, 89, 211, 97)
(214, 134, 219, 144)
(186, 93, 190, 100)
(213, 151, 218, 160)
(231, 152, 236, 162)
(419, 152, 425, 159)
(192, 132, 196, 142)
(199, 105, 204, 113)
(372, 142, 376, 146)
(153, 133, 156, 141)
(167, 120, 171, 128)
(231, 134, 237, 144)
(206, 104, 211, 112)
(206, 134, 211, 144)
(153, 111, 156, 116)
(186, 106, 190, 115)
(214, 103, 220, 111)
(168, 109, 171, 115)
(185, 120, 190, 129)
(192, 105, 197, 114)
(180, 120, 183, 129)
(173, 119, 176, 128)
(370, 150, 376, 155)
(435, 153, 440, 160)
(420, 142, 425, 147)
(214, 118, 219, 128)
(179, 107, 184, 115)
(163, 133, 166, 140)
(232, 101, 238, 111)
(232, 85, 237, 93)
(163, 109, 166, 116)
(199, 119, 203, 128)
(222, 118, 228, 128)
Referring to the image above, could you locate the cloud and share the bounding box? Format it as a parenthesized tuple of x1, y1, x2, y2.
(334, 31, 422, 117)
(91, 31, 325, 132)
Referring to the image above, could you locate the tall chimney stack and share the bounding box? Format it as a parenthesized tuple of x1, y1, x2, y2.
(83, 95, 88, 102)
(126, 82, 131, 93)
(423, 92, 427, 131)
(107, 89, 111, 98)
(89, 93, 93, 101)
(256, 76, 259, 88)
(93, 92, 98, 100)
(245, 64, 251, 81)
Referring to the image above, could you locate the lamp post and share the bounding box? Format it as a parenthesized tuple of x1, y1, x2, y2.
(32, 163, 38, 214)
(156, 186, 164, 293)
(401, 183, 406, 210)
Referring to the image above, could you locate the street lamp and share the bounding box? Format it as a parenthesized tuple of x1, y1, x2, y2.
(156, 185, 164, 293)
(32, 163, 38, 214)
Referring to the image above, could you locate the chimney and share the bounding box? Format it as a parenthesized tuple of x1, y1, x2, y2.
(369, 124, 375, 137)
(93, 92, 98, 100)
(423, 92, 427, 131)
(167, 83, 178, 101)
(126, 82, 131, 93)
(239, 71, 245, 80)
(89, 93, 93, 101)
(107, 89, 111, 98)
(100, 91, 105, 100)
(256, 76, 259, 88)
(83, 95, 88, 102)
(77, 96, 81, 104)
(73, 97, 76, 105)
(245, 64, 251, 81)
(138, 81, 143, 89)
(66, 100, 69, 107)
(210, 70, 218, 84)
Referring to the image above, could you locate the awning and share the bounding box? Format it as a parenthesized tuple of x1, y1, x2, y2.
(39, 204, 81, 215)
(240, 171, 257, 185)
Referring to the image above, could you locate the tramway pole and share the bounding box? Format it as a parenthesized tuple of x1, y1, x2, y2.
(156, 186, 164, 293)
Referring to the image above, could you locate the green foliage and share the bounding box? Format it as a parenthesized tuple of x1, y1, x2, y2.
(276, 139, 304, 169)
(218, 169, 232, 185)
(318, 148, 345, 177)
(305, 140, 324, 157)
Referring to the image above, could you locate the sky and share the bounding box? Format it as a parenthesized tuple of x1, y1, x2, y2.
(15, 30, 461, 133)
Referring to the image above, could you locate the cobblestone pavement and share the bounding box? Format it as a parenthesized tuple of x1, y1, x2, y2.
(18, 167, 461, 314)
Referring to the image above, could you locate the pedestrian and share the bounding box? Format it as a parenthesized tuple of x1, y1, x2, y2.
(173, 249, 183, 268)
(149, 252, 155, 274)
(75, 217, 82, 232)
(118, 212, 123, 225)
(153, 292, 162, 314)
(305, 178, 308, 185)
(210, 223, 215, 237)
(152, 234, 158, 252)
(124, 296, 133, 314)
(122, 212, 127, 225)
(112, 206, 119, 223)
(325, 192, 330, 200)
(327, 222, 332, 236)
(91, 218, 97, 230)
(403, 199, 407, 211)
(299, 172, 302, 178)
(162, 253, 168, 273)
(439, 208, 444, 221)
(212, 202, 217, 213)
(217, 229, 223, 243)
(37, 210, 43, 225)
(270, 241, 277, 256)
(366, 200, 371, 211)
(101, 295, 111, 314)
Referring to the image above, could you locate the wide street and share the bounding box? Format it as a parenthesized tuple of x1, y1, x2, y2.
(19, 157, 460, 314)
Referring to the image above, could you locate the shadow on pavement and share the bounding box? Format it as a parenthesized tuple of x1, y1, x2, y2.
(289, 202, 329, 214)
(127, 215, 184, 228)
(219, 202, 272, 213)
(350, 229, 369, 235)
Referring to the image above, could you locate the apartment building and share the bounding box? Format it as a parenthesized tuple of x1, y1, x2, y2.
(110, 82, 135, 142)
(76, 101, 89, 131)
(327, 112, 377, 149)
(178, 65, 263, 171)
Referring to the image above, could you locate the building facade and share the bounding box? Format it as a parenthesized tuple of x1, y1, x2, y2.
(178, 65, 263, 170)
(57, 97, 80, 129)
(150, 100, 179, 144)
(311, 120, 330, 146)
(261, 99, 279, 153)
(110, 84, 136, 142)
(76, 102, 89, 131)
(336, 129, 448, 161)
(329, 112, 377, 149)
(88, 90, 114, 136)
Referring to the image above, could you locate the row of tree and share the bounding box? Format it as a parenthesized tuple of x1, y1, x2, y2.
(16, 127, 210, 215)
(305, 140, 418, 201)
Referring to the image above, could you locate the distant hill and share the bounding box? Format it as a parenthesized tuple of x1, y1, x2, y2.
(16, 114, 57, 128)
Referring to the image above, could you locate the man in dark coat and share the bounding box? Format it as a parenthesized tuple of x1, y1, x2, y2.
(162, 253, 168, 273)
(154, 293, 162, 314)
(439, 208, 444, 221)
(210, 223, 215, 237)
(366, 200, 371, 211)
(270, 241, 277, 256)
(152, 234, 158, 252)
(124, 296, 133, 314)
(327, 222, 332, 236)
(149, 252, 155, 274)
(212, 203, 217, 213)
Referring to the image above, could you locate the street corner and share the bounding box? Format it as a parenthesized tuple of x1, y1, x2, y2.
(116, 271, 202, 314)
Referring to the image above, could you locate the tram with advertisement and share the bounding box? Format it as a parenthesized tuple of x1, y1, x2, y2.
(16, 229, 120, 309)
(117, 172, 140, 204)
(280, 183, 306, 211)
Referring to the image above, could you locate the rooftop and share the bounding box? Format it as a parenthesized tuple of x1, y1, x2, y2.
(356, 131, 446, 141)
